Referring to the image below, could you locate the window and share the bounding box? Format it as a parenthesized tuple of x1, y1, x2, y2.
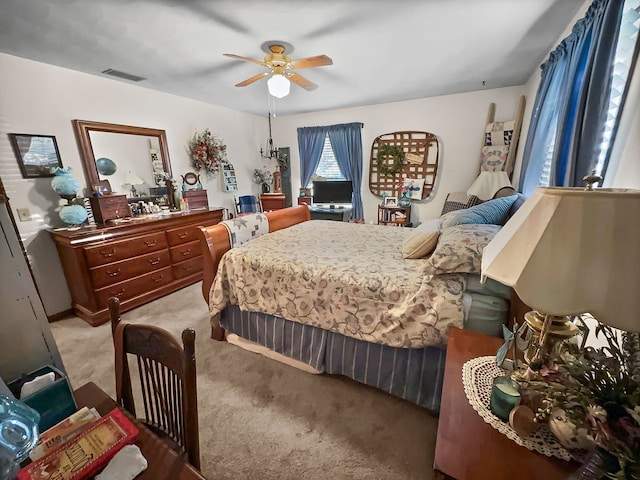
(595, 0, 639, 175)
(527, 0, 639, 190)
(311, 135, 345, 184)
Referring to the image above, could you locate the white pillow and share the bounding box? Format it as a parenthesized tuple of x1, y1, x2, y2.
(402, 231, 440, 259)
(414, 218, 441, 233)
(401, 219, 441, 259)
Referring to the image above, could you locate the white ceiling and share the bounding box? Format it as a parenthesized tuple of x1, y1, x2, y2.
(0, 0, 585, 117)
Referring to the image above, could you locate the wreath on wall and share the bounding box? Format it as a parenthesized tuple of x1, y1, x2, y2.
(187, 129, 227, 176)
(376, 144, 406, 175)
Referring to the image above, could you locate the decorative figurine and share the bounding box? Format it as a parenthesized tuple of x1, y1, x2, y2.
(496, 322, 531, 370)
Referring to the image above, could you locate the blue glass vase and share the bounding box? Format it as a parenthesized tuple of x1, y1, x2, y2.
(59, 204, 88, 225)
(50, 167, 80, 197)
(0, 395, 40, 479)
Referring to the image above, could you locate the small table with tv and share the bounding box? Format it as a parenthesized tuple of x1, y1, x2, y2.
(308, 204, 352, 221)
(308, 180, 353, 221)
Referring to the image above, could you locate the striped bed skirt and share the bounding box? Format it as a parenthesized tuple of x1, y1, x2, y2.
(221, 305, 447, 412)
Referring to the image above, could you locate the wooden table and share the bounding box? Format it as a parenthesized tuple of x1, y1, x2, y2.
(433, 327, 577, 479)
(74, 382, 207, 480)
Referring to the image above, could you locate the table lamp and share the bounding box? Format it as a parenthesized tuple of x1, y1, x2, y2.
(481, 186, 640, 368)
(124, 171, 144, 197)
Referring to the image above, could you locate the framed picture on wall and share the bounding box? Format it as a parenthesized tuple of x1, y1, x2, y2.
(9, 134, 63, 178)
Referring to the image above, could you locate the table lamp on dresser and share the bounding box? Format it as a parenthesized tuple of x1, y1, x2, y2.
(481, 186, 640, 368)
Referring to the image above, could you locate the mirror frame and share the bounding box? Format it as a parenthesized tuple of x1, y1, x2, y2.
(72, 119, 172, 189)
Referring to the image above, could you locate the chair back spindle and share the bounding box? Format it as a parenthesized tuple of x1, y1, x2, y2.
(108, 297, 200, 469)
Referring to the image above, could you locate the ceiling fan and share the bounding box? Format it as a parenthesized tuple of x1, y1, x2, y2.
(223, 44, 333, 98)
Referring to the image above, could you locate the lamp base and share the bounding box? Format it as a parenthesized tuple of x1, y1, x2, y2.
(524, 311, 579, 369)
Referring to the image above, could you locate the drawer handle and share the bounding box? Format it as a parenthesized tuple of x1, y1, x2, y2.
(110, 288, 126, 298)
(144, 240, 158, 247)
(106, 268, 120, 277)
(182, 265, 193, 271)
(177, 232, 189, 239)
(181, 248, 192, 256)
(148, 257, 161, 265)
(100, 248, 116, 258)
(152, 274, 164, 283)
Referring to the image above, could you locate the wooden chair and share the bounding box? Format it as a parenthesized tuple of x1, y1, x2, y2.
(234, 194, 262, 216)
(107, 297, 200, 470)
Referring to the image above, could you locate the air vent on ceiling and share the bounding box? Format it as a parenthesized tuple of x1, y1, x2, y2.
(101, 69, 146, 82)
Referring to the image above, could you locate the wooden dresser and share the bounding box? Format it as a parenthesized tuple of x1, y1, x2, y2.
(260, 193, 286, 211)
(89, 194, 131, 224)
(51, 208, 224, 326)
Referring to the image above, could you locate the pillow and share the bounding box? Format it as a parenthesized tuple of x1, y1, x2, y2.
(480, 146, 509, 172)
(440, 194, 518, 228)
(414, 218, 441, 233)
(440, 192, 482, 215)
(425, 224, 501, 275)
(402, 231, 440, 259)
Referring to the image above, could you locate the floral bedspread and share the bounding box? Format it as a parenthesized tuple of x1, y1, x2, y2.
(209, 221, 467, 348)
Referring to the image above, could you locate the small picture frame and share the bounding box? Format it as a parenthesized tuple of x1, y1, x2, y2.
(9, 134, 63, 178)
(384, 196, 398, 207)
(92, 180, 112, 196)
(299, 187, 311, 198)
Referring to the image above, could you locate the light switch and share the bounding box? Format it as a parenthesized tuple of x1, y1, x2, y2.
(17, 208, 31, 222)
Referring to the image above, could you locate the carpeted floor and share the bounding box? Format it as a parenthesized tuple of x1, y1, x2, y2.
(51, 284, 440, 480)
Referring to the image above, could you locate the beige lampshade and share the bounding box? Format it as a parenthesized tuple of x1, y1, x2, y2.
(124, 171, 144, 185)
(481, 187, 640, 332)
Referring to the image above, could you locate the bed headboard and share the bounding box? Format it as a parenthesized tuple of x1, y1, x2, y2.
(197, 205, 311, 305)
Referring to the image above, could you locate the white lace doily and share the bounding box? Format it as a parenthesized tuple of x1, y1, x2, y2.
(462, 356, 571, 461)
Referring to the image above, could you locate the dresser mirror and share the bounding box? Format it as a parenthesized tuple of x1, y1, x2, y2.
(73, 120, 172, 197)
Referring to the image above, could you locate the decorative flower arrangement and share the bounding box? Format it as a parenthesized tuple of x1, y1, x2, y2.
(187, 129, 227, 176)
(516, 324, 640, 479)
(253, 168, 273, 186)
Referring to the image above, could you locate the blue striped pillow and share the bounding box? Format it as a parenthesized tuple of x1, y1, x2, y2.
(441, 194, 518, 228)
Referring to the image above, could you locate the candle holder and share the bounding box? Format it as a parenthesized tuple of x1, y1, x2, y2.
(490, 375, 521, 421)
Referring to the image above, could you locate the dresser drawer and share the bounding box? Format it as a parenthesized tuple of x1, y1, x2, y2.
(166, 220, 219, 246)
(173, 256, 204, 279)
(169, 240, 201, 263)
(94, 267, 173, 307)
(84, 232, 168, 267)
(89, 250, 171, 289)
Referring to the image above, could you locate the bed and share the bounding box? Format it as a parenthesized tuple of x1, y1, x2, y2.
(197, 205, 515, 412)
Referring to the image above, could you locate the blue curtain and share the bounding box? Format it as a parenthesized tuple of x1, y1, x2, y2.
(519, 0, 625, 194)
(327, 123, 364, 220)
(297, 126, 326, 189)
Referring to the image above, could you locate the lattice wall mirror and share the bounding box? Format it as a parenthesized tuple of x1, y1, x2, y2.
(73, 120, 172, 196)
(369, 131, 439, 200)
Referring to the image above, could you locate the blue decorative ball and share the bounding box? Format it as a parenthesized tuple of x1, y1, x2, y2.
(96, 157, 117, 176)
(51, 167, 81, 196)
(59, 204, 88, 225)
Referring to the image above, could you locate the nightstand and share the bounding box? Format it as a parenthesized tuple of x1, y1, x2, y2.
(433, 327, 577, 479)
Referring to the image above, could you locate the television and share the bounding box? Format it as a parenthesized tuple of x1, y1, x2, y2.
(312, 180, 353, 205)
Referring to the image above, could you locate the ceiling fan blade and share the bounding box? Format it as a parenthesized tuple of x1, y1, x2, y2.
(287, 72, 318, 91)
(235, 72, 268, 87)
(223, 53, 266, 67)
(290, 55, 333, 69)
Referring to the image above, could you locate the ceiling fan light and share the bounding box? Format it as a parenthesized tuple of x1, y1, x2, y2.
(267, 74, 290, 98)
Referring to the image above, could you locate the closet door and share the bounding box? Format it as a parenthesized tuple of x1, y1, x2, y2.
(0, 195, 65, 382)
